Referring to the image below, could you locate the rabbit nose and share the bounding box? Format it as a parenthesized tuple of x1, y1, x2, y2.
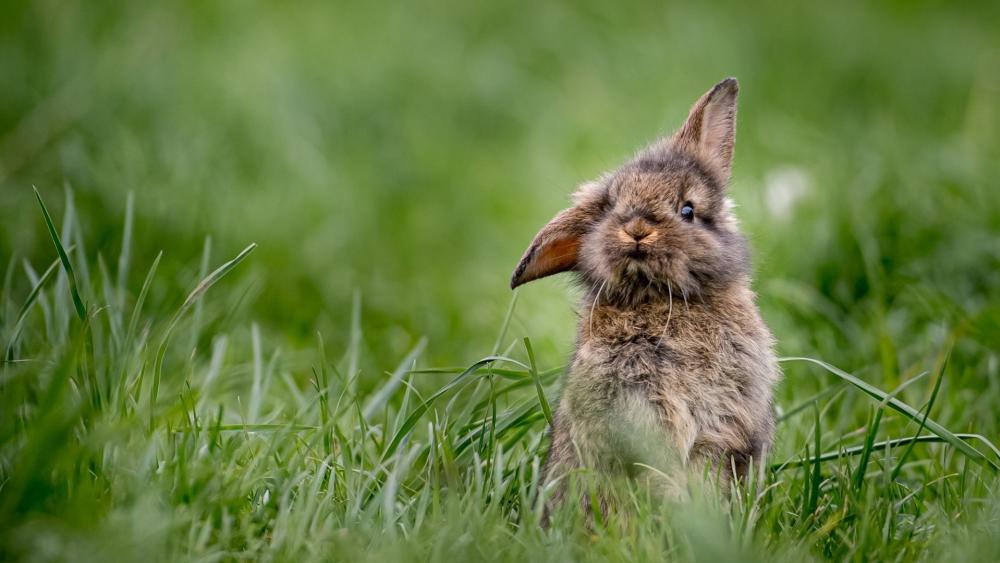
(623, 220, 652, 242)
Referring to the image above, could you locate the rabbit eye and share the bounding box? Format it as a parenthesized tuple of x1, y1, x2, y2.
(680, 202, 695, 222)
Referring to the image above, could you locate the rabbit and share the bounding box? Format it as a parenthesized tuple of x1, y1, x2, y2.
(510, 78, 780, 517)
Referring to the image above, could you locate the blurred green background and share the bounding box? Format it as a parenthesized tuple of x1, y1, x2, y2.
(3, 1, 1000, 560)
(2, 0, 998, 396)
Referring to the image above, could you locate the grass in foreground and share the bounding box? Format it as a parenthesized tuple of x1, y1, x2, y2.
(1, 191, 999, 562)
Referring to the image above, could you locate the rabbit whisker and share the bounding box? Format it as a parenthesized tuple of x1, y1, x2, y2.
(657, 280, 675, 348)
(589, 279, 607, 337)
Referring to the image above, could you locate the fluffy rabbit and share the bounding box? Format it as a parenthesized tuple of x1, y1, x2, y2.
(511, 78, 780, 514)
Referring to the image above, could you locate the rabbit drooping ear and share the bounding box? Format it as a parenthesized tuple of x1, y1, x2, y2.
(510, 205, 592, 289)
(511, 182, 607, 289)
(673, 77, 739, 185)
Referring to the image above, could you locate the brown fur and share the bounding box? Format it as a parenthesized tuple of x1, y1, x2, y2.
(510, 78, 780, 517)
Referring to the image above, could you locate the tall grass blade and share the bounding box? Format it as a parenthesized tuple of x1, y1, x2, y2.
(124, 251, 162, 363)
(116, 191, 134, 307)
(773, 434, 1000, 471)
(315, 331, 332, 454)
(855, 406, 885, 489)
(805, 403, 822, 516)
(781, 357, 999, 471)
(890, 353, 948, 481)
(249, 323, 263, 422)
(189, 236, 211, 353)
(149, 243, 257, 428)
(854, 371, 929, 488)
(33, 187, 86, 321)
(523, 337, 553, 426)
(4, 256, 61, 361)
(98, 254, 122, 348)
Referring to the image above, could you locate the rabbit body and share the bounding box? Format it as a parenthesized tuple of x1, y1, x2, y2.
(510, 78, 781, 509)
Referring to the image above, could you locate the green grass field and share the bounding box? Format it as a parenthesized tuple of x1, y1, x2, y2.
(2, 0, 999, 561)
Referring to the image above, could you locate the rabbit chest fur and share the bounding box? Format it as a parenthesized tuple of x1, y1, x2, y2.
(552, 286, 778, 481)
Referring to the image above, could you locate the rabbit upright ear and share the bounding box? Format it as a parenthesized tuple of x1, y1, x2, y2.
(674, 77, 739, 185)
(510, 206, 590, 289)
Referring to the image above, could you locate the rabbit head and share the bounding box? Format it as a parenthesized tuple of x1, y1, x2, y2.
(511, 78, 750, 306)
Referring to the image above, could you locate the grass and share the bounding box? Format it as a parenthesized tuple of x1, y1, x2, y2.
(2, 1, 1000, 560)
(0, 189, 998, 561)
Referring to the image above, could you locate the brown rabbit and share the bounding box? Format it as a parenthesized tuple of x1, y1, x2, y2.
(511, 78, 780, 514)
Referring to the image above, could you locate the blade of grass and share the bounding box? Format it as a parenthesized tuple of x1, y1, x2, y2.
(125, 251, 162, 348)
(890, 353, 948, 481)
(523, 337, 553, 426)
(97, 254, 122, 349)
(248, 323, 263, 422)
(854, 371, 930, 489)
(188, 236, 212, 354)
(116, 191, 134, 307)
(805, 402, 822, 516)
(33, 186, 86, 321)
(772, 434, 1000, 471)
(315, 331, 332, 454)
(855, 406, 885, 489)
(4, 255, 61, 361)
(149, 243, 257, 429)
(780, 357, 999, 471)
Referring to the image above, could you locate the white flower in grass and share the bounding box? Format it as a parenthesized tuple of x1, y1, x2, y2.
(764, 166, 810, 221)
